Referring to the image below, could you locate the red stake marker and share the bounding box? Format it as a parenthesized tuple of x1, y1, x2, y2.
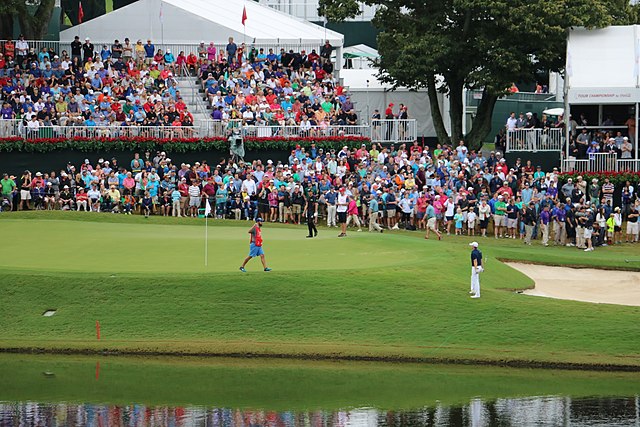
(96, 320, 101, 340)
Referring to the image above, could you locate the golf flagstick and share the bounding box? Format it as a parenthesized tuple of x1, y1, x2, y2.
(204, 199, 212, 266)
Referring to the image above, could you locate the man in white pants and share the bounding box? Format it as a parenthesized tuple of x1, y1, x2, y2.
(325, 187, 337, 227)
(469, 241, 483, 298)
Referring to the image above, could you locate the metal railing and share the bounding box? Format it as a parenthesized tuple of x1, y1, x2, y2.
(369, 119, 417, 144)
(0, 40, 328, 60)
(506, 128, 563, 152)
(0, 118, 417, 142)
(562, 153, 640, 172)
(617, 159, 640, 172)
(19, 124, 201, 140)
(241, 124, 369, 138)
(465, 90, 556, 107)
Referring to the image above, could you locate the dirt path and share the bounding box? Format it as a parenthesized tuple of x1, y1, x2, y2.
(505, 262, 640, 307)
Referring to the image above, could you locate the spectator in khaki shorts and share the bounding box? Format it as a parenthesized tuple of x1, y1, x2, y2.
(178, 177, 189, 213)
(493, 194, 507, 238)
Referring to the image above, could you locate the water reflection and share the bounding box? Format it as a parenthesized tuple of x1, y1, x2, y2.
(1, 396, 638, 427)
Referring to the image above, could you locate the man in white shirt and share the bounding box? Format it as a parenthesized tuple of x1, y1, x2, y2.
(87, 185, 101, 212)
(26, 116, 40, 136)
(188, 181, 201, 217)
(505, 112, 517, 131)
(16, 36, 29, 64)
(337, 187, 349, 237)
(242, 174, 257, 213)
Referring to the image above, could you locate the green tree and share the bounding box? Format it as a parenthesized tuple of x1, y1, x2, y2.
(319, 0, 620, 150)
(0, 0, 56, 40)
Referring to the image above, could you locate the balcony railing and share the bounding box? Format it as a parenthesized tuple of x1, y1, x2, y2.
(0, 119, 417, 143)
(562, 153, 640, 173)
(506, 128, 563, 152)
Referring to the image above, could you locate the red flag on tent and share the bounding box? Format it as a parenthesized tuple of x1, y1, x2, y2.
(242, 5, 247, 26)
(78, 1, 85, 23)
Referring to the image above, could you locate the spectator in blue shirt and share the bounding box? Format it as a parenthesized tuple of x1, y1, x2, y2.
(100, 45, 111, 61)
(144, 40, 155, 60)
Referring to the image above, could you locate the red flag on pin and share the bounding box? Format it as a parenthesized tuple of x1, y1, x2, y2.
(78, 1, 85, 24)
(242, 5, 247, 26)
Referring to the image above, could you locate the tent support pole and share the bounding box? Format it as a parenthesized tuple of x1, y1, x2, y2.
(598, 104, 603, 127)
(564, 75, 570, 170)
(633, 102, 638, 163)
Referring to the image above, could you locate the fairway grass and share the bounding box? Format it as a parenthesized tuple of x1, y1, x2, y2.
(0, 211, 639, 369)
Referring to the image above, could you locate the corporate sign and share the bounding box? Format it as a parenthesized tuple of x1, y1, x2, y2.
(568, 88, 640, 104)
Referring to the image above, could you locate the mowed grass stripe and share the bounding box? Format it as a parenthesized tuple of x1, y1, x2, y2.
(0, 218, 424, 273)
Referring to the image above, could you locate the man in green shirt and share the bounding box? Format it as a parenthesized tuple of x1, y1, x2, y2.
(1, 173, 16, 211)
(215, 183, 228, 218)
(321, 97, 333, 113)
(493, 194, 507, 238)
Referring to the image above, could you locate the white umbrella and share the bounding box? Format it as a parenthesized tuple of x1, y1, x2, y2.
(543, 107, 564, 116)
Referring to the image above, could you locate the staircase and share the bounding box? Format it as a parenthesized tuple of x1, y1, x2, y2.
(175, 75, 210, 124)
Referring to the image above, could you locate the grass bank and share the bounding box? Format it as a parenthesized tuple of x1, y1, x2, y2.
(0, 212, 639, 369)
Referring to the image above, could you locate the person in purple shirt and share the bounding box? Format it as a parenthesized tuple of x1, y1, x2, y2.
(211, 105, 223, 120)
(0, 102, 14, 119)
(539, 204, 551, 246)
(552, 203, 566, 245)
(341, 95, 354, 112)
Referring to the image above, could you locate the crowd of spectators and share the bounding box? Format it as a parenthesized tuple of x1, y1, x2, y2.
(501, 111, 637, 159)
(0, 36, 420, 141)
(2, 140, 638, 249)
(199, 37, 364, 133)
(0, 35, 199, 136)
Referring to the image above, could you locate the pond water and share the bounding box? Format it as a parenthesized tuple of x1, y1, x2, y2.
(2, 396, 639, 426)
(0, 354, 638, 426)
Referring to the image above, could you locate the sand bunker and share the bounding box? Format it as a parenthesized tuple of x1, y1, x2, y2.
(505, 262, 640, 307)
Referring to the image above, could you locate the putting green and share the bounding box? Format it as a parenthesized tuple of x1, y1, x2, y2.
(0, 218, 424, 273)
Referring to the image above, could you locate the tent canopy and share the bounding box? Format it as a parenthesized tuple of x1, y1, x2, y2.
(60, 0, 343, 46)
(567, 26, 640, 104)
(343, 44, 379, 59)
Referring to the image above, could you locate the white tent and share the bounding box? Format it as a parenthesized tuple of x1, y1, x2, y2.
(341, 69, 450, 138)
(567, 26, 640, 104)
(60, 0, 343, 47)
(342, 44, 378, 69)
(565, 25, 639, 161)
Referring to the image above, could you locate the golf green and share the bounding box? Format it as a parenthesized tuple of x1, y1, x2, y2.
(0, 212, 639, 369)
(0, 218, 424, 273)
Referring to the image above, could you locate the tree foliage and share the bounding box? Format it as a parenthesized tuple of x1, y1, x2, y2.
(319, 0, 626, 150)
(0, 0, 56, 40)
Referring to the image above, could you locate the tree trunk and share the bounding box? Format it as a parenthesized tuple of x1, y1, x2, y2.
(16, 0, 56, 39)
(426, 73, 451, 146)
(448, 78, 464, 145)
(465, 89, 499, 151)
(0, 13, 13, 40)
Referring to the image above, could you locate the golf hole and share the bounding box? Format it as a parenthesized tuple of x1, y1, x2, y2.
(42, 309, 57, 317)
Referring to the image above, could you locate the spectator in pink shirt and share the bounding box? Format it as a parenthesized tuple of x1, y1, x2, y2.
(123, 172, 135, 193)
(207, 42, 217, 62)
(346, 196, 362, 232)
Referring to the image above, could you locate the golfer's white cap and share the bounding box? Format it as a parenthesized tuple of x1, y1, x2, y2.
(469, 241, 479, 247)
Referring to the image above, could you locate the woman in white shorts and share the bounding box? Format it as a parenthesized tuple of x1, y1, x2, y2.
(19, 170, 32, 210)
(467, 210, 477, 236)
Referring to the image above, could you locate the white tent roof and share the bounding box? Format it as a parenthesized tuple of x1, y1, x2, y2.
(60, 0, 343, 46)
(343, 44, 379, 59)
(567, 26, 640, 104)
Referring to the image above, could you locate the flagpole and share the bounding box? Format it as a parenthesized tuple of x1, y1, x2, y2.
(160, 0, 165, 50)
(205, 213, 208, 267)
